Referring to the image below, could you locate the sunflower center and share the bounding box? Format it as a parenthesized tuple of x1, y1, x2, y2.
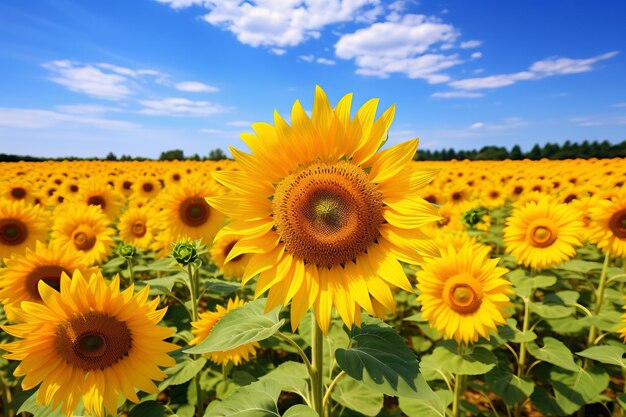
(72, 226, 97, 251)
(132, 220, 147, 237)
(273, 161, 383, 268)
(443, 275, 483, 315)
(452, 192, 462, 201)
(179, 198, 210, 227)
(26, 265, 67, 300)
(142, 183, 154, 193)
(529, 225, 557, 248)
(123, 181, 132, 190)
(70, 184, 79, 193)
(608, 209, 626, 239)
(55, 312, 132, 371)
(11, 187, 26, 199)
(87, 195, 106, 209)
(489, 191, 499, 199)
(513, 186, 523, 195)
(0, 218, 28, 246)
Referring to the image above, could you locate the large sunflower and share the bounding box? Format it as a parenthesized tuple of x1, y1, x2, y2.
(0, 199, 50, 260)
(207, 86, 440, 332)
(189, 297, 259, 365)
(75, 180, 124, 221)
(416, 243, 512, 344)
(50, 204, 115, 265)
(0, 241, 98, 319)
(1, 271, 177, 417)
(156, 178, 226, 245)
(588, 189, 626, 258)
(503, 197, 583, 271)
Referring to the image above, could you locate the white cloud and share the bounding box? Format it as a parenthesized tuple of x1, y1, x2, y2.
(316, 57, 336, 65)
(334, 14, 462, 81)
(163, 0, 384, 49)
(0, 107, 139, 130)
(432, 91, 484, 99)
(138, 98, 230, 117)
(470, 122, 484, 129)
(471, 52, 482, 59)
(450, 51, 618, 91)
(460, 40, 481, 49)
(174, 81, 219, 93)
(270, 48, 287, 55)
(44, 60, 134, 100)
(199, 128, 224, 133)
(570, 115, 626, 127)
(612, 102, 626, 108)
(55, 104, 123, 115)
(226, 120, 252, 127)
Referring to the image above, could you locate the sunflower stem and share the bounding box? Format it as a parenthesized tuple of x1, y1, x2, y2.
(187, 264, 205, 417)
(322, 370, 345, 416)
(451, 344, 464, 417)
(583, 252, 611, 369)
(127, 258, 134, 286)
(514, 291, 531, 417)
(0, 374, 14, 417)
(311, 321, 324, 416)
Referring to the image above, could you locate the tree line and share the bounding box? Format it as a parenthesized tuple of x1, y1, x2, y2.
(0, 148, 229, 162)
(414, 140, 626, 161)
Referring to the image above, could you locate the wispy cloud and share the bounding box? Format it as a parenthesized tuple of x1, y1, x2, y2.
(174, 81, 219, 93)
(55, 104, 123, 115)
(448, 51, 618, 91)
(432, 91, 485, 99)
(226, 120, 252, 127)
(570, 115, 626, 127)
(138, 98, 230, 117)
(460, 40, 482, 49)
(0, 107, 139, 130)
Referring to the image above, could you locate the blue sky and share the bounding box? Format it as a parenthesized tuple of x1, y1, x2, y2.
(0, 0, 624, 158)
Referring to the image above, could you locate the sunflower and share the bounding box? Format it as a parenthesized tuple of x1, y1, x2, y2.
(503, 197, 583, 270)
(0, 200, 50, 260)
(207, 86, 440, 333)
(75, 180, 124, 221)
(132, 175, 161, 201)
(117, 206, 157, 249)
(0, 241, 98, 319)
(416, 242, 512, 344)
(210, 233, 252, 278)
(588, 189, 626, 257)
(481, 183, 507, 209)
(156, 178, 225, 245)
(1, 181, 38, 204)
(1, 270, 177, 417)
(50, 204, 115, 265)
(189, 297, 259, 365)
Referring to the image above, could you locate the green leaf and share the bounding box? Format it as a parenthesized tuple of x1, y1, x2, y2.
(17, 390, 85, 417)
(282, 405, 318, 417)
(259, 361, 310, 403)
(335, 314, 422, 398)
(135, 274, 186, 295)
(551, 365, 609, 414)
(129, 401, 165, 417)
(485, 366, 534, 405)
(531, 386, 565, 416)
(133, 257, 179, 272)
(332, 375, 384, 416)
(526, 337, 578, 371)
(617, 393, 626, 410)
(398, 376, 452, 417)
(186, 298, 284, 354)
(529, 302, 575, 319)
(557, 259, 604, 274)
(508, 271, 556, 297)
(576, 345, 626, 368)
(429, 341, 497, 376)
(204, 278, 241, 294)
(173, 404, 196, 417)
(159, 355, 207, 390)
(204, 379, 281, 417)
(298, 312, 350, 378)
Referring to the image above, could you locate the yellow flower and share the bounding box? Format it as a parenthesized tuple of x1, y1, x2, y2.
(503, 197, 583, 270)
(588, 189, 626, 257)
(131, 175, 161, 201)
(207, 86, 439, 333)
(0, 241, 98, 320)
(117, 206, 157, 249)
(0, 200, 50, 260)
(189, 297, 259, 365)
(51, 204, 115, 265)
(74, 179, 124, 221)
(417, 242, 512, 344)
(210, 234, 252, 278)
(155, 178, 225, 245)
(1, 271, 177, 417)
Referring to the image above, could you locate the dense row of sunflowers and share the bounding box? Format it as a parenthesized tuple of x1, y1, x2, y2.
(0, 87, 626, 417)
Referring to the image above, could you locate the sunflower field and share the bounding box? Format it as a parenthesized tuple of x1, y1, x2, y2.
(1, 87, 626, 417)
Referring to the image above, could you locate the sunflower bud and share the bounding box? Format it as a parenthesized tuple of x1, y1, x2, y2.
(463, 207, 488, 229)
(172, 241, 198, 266)
(117, 243, 136, 259)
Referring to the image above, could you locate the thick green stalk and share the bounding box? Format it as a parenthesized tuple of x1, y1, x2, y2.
(586, 252, 611, 349)
(311, 322, 324, 416)
(452, 343, 465, 417)
(127, 258, 134, 285)
(187, 265, 204, 417)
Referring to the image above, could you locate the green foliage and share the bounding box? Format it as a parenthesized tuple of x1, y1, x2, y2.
(426, 341, 497, 376)
(526, 337, 578, 371)
(204, 379, 282, 416)
(485, 365, 534, 405)
(331, 376, 384, 416)
(129, 401, 166, 417)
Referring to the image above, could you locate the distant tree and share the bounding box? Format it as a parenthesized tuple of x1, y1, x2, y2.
(159, 149, 185, 161)
(527, 144, 542, 160)
(475, 146, 509, 160)
(105, 152, 117, 161)
(208, 148, 227, 161)
(120, 154, 133, 161)
(510, 145, 523, 160)
(189, 153, 200, 161)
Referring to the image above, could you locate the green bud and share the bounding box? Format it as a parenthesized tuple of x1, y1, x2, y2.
(172, 241, 198, 266)
(462, 207, 488, 228)
(117, 243, 136, 259)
